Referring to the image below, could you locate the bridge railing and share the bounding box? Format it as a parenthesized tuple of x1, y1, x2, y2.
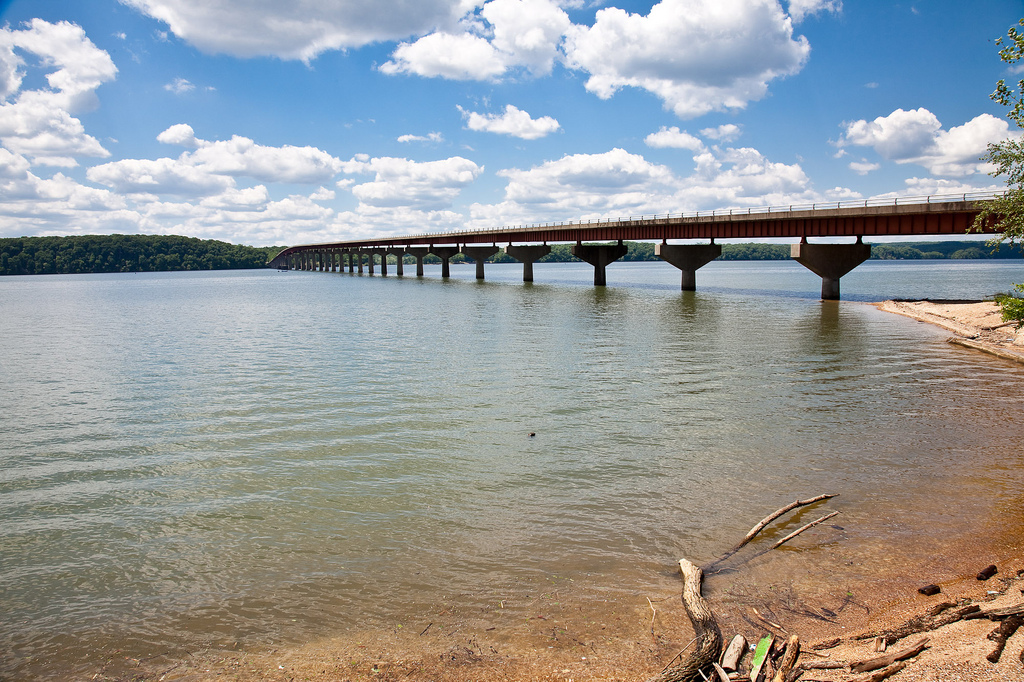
(391, 190, 1006, 242)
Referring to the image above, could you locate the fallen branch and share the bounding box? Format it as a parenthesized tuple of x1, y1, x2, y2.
(856, 604, 979, 646)
(770, 512, 841, 550)
(849, 660, 907, 682)
(771, 635, 800, 682)
(986, 615, 1023, 663)
(850, 637, 929, 674)
(706, 495, 837, 569)
(645, 559, 722, 682)
(799, 661, 846, 670)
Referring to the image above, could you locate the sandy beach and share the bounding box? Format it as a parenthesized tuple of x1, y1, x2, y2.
(86, 301, 1024, 682)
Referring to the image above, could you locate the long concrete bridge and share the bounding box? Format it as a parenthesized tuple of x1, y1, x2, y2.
(269, 192, 1002, 299)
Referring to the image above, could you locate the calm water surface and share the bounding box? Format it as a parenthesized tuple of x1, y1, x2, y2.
(2, 260, 1024, 678)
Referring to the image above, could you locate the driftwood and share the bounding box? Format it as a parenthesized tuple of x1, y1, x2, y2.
(711, 662, 731, 682)
(771, 635, 800, 682)
(968, 602, 1024, 620)
(856, 604, 979, 646)
(799, 661, 846, 670)
(849, 660, 907, 682)
(986, 615, 1023, 663)
(976, 564, 998, 580)
(850, 637, 929, 674)
(770, 512, 840, 550)
(646, 559, 722, 682)
(705, 495, 837, 569)
(721, 635, 747, 672)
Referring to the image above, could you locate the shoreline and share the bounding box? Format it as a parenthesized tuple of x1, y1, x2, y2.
(73, 300, 1024, 681)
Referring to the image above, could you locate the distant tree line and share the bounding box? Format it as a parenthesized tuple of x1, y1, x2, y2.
(3, 235, 1021, 276)
(0, 235, 282, 276)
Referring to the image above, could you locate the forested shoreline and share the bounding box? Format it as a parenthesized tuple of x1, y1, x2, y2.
(0, 235, 282, 276)
(2, 235, 1021, 276)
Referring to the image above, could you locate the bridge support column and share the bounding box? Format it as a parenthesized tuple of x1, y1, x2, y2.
(462, 245, 499, 279)
(791, 238, 871, 300)
(505, 244, 551, 282)
(369, 249, 387, 276)
(572, 241, 628, 286)
(357, 250, 364, 273)
(430, 246, 461, 278)
(656, 242, 722, 291)
(367, 251, 376, 274)
(387, 248, 405, 276)
(405, 247, 429, 276)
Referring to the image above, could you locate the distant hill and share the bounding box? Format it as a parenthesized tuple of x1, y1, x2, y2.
(0, 235, 283, 276)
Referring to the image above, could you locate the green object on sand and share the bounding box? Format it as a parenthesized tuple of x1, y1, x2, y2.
(749, 635, 774, 681)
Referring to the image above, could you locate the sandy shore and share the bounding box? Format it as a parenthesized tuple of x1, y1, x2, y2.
(875, 300, 1024, 365)
(92, 301, 1024, 682)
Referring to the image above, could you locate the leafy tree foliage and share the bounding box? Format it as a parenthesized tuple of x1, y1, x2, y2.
(0, 235, 281, 276)
(973, 18, 1024, 325)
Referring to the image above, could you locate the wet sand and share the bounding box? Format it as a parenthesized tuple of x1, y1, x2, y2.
(84, 301, 1024, 682)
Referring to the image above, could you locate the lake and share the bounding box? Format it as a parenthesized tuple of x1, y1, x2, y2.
(2, 259, 1023, 678)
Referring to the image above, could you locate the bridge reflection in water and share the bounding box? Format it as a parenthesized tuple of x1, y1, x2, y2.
(269, 193, 1001, 299)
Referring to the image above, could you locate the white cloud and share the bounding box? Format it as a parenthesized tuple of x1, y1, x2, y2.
(0, 20, 116, 165)
(562, 0, 810, 119)
(119, 0, 477, 61)
(187, 135, 342, 184)
(788, 0, 842, 23)
(700, 124, 743, 142)
(645, 126, 706, 150)
(340, 154, 483, 210)
(459, 104, 560, 139)
(86, 157, 235, 196)
(156, 123, 199, 147)
(381, 0, 570, 80)
(468, 143, 831, 227)
(838, 108, 1017, 176)
(848, 160, 880, 175)
(381, 31, 508, 80)
(397, 131, 444, 143)
(164, 77, 195, 94)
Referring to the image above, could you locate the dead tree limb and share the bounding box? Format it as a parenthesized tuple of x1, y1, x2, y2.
(856, 604, 979, 646)
(646, 559, 722, 682)
(986, 615, 1023, 663)
(849, 660, 907, 682)
(770, 512, 840, 550)
(850, 637, 929, 674)
(706, 495, 837, 569)
(771, 635, 800, 682)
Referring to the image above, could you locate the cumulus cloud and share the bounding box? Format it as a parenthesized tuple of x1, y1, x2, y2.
(118, 0, 476, 61)
(164, 77, 195, 94)
(340, 154, 483, 210)
(788, 0, 842, 23)
(397, 132, 444, 143)
(645, 126, 706, 150)
(467, 143, 833, 228)
(849, 160, 880, 175)
(381, 0, 570, 80)
(700, 124, 743, 142)
(459, 104, 560, 139)
(562, 0, 810, 119)
(838, 108, 1017, 176)
(157, 123, 199, 147)
(0, 19, 116, 166)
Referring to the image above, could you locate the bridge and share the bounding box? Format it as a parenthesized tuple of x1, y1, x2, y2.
(269, 192, 1003, 299)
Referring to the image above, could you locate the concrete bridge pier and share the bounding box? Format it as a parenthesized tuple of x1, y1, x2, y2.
(345, 251, 353, 272)
(356, 250, 364, 273)
(791, 238, 871, 300)
(405, 247, 430, 276)
(656, 241, 722, 291)
(387, 248, 406, 275)
(462, 245, 499, 279)
(506, 244, 551, 282)
(369, 248, 387, 275)
(430, 245, 461, 278)
(572, 241, 628, 286)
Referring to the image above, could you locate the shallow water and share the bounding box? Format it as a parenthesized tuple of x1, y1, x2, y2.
(1, 260, 1023, 678)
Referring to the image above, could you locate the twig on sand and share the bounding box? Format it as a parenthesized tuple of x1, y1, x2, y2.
(770, 512, 841, 550)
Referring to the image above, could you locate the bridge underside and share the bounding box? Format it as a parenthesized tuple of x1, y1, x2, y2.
(271, 199, 998, 299)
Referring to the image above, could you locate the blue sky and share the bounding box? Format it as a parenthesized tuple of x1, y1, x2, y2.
(0, 0, 1021, 246)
